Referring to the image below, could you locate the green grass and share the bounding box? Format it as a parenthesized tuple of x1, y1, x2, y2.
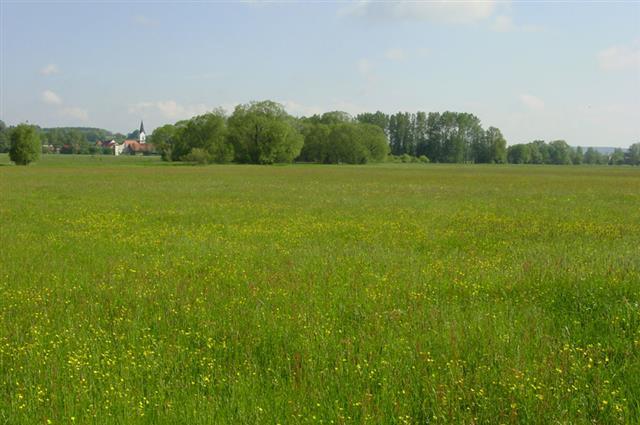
(1, 154, 639, 424)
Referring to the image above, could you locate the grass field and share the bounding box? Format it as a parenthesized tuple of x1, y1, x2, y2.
(1, 154, 639, 424)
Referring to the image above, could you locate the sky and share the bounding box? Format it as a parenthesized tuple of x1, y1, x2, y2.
(1, 1, 639, 147)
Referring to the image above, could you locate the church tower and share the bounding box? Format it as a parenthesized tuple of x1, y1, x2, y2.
(139, 120, 146, 144)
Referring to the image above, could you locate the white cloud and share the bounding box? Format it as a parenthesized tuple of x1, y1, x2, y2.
(61, 107, 88, 122)
(42, 90, 62, 105)
(520, 94, 545, 111)
(598, 41, 640, 71)
(41, 89, 88, 122)
(385, 48, 407, 61)
(40, 64, 59, 76)
(341, 0, 496, 24)
(129, 100, 210, 120)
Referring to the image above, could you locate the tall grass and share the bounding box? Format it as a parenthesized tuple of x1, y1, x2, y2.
(1, 155, 638, 423)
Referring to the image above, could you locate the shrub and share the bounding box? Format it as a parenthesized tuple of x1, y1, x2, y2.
(181, 148, 212, 165)
(9, 124, 41, 165)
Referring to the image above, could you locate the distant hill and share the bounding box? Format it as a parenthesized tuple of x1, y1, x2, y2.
(575, 146, 626, 155)
(41, 127, 125, 143)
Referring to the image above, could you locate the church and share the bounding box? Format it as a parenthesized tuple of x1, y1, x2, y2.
(114, 121, 154, 155)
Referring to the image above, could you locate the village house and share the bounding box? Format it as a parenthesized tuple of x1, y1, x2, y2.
(98, 121, 155, 155)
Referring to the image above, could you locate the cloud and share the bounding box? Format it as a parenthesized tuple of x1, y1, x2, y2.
(61, 107, 88, 122)
(385, 48, 407, 61)
(341, 0, 496, 24)
(520, 94, 545, 111)
(41, 89, 88, 121)
(129, 100, 210, 120)
(40, 64, 59, 76)
(598, 41, 640, 71)
(42, 90, 62, 105)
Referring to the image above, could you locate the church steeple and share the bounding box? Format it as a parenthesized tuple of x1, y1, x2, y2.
(139, 120, 146, 144)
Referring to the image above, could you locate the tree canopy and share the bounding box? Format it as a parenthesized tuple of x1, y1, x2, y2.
(9, 124, 41, 165)
(227, 101, 303, 164)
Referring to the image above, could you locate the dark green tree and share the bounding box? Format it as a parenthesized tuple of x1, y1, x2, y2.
(299, 122, 331, 163)
(572, 146, 584, 165)
(227, 101, 303, 164)
(609, 148, 625, 165)
(358, 123, 389, 162)
(325, 123, 369, 164)
(507, 144, 531, 164)
(0, 120, 9, 153)
(150, 124, 178, 161)
(548, 140, 572, 164)
(356, 111, 389, 134)
(9, 124, 41, 165)
(627, 143, 640, 165)
(173, 111, 232, 163)
(484, 127, 507, 163)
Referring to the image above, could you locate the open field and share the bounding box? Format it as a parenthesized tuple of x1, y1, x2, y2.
(1, 155, 639, 424)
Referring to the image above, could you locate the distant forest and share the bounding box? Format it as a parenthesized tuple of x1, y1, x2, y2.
(1, 101, 638, 165)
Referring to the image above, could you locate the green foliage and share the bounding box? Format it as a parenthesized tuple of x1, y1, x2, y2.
(180, 147, 212, 165)
(174, 112, 232, 163)
(573, 146, 584, 165)
(584, 147, 605, 165)
(9, 124, 41, 165)
(127, 129, 140, 140)
(357, 123, 389, 162)
(355, 111, 389, 132)
(627, 143, 640, 165)
(299, 121, 389, 164)
(484, 127, 507, 163)
(325, 123, 370, 164)
(548, 140, 572, 165)
(609, 148, 625, 165)
(228, 101, 303, 164)
(507, 143, 531, 164)
(149, 124, 178, 161)
(0, 120, 9, 153)
(299, 123, 331, 162)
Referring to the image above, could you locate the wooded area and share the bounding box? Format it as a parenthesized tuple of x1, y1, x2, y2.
(1, 101, 638, 165)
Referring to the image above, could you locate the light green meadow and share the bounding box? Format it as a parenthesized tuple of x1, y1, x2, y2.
(0, 155, 639, 424)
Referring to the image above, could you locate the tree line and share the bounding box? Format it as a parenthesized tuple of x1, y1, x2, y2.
(2, 101, 639, 165)
(150, 102, 509, 165)
(0, 123, 142, 155)
(507, 140, 640, 165)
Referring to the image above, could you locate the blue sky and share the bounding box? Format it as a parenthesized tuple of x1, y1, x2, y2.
(1, 1, 639, 147)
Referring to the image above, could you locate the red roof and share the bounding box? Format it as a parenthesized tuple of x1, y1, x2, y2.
(123, 140, 153, 152)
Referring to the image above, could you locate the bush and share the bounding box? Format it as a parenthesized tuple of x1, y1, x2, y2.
(181, 148, 212, 165)
(9, 124, 41, 165)
(418, 155, 430, 163)
(228, 101, 303, 164)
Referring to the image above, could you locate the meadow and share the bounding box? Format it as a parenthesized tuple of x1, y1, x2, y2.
(0, 154, 639, 424)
